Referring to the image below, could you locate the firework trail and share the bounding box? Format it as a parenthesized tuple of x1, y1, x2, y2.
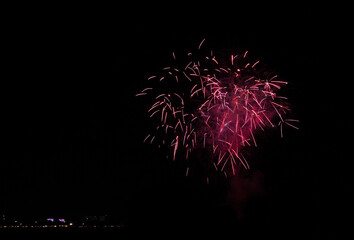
(136, 39, 298, 177)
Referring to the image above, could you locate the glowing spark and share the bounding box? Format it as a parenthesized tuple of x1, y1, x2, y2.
(198, 38, 206, 50)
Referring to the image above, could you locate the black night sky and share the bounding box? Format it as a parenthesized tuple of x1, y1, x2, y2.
(4, 3, 349, 237)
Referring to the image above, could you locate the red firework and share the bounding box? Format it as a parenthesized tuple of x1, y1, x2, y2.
(136, 39, 298, 177)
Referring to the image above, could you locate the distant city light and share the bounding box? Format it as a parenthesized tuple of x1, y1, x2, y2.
(0, 214, 124, 230)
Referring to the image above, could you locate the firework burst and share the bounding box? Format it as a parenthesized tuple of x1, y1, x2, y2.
(136, 39, 298, 177)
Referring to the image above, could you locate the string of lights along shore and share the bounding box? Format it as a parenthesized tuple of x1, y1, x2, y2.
(136, 39, 299, 179)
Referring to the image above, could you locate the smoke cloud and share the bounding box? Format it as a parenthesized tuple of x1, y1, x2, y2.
(226, 170, 265, 220)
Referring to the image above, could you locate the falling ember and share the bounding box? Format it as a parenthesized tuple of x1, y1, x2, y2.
(136, 39, 298, 177)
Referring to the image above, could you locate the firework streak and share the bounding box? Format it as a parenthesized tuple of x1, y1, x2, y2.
(136, 39, 298, 177)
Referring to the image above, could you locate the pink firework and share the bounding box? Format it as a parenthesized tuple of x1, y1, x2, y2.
(137, 39, 298, 177)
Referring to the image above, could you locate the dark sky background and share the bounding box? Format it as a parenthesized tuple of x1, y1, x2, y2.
(4, 3, 349, 237)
